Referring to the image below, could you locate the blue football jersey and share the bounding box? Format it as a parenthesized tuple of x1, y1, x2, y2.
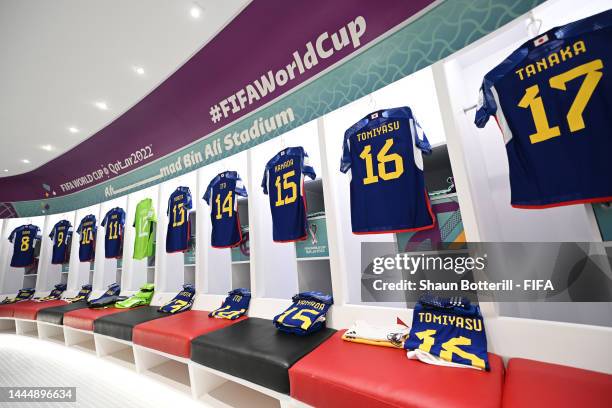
(65, 284, 92, 303)
(342, 108, 435, 234)
(203, 171, 248, 248)
(101, 207, 126, 258)
(8, 224, 40, 267)
(34, 283, 67, 302)
(49, 220, 72, 264)
(209, 288, 251, 320)
(77, 215, 97, 262)
(166, 186, 192, 252)
(404, 297, 490, 370)
(262, 147, 316, 242)
(88, 283, 121, 308)
(159, 284, 196, 314)
(273, 292, 333, 336)
(1, 288, 35, 304)
(475, 10, 612, 208)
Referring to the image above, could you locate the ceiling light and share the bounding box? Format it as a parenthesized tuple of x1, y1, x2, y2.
(133, 66, 145, 75)
(68, 127, 79, 133)
(94, 101, 108, 110)
(41, 144, 53, 151)
(22, 159, 30, 164)
(190, 6, 202, 18)
(3, 169, 8, 172)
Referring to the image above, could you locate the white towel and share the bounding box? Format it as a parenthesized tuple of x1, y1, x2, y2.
(344, 320, 409, 342)
(407, 349, 482, 371)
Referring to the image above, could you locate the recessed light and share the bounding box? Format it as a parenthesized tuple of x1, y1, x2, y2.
(41, 144, 53, 151)
(22, 159, 30, 164)
(133, 66, 145, 75)
(68, 127, 79, 133)
(3, 169, 8, 172)
(94, 101, 108, 110)
(190, 6, 202, 18)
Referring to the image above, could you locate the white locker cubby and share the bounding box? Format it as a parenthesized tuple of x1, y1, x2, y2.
(123, 185, 160, 291)
(0, 215, 45, 296)
(38, 211, 77, 293)
(68, 204, 101, 293)
(320, 64, 447, 305)
(196, 150, 252, 296)
(93, 197, 128, 292)
(157, 172, 198, 293)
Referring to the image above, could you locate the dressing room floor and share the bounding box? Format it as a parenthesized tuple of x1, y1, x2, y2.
(0, 334, 208, 408)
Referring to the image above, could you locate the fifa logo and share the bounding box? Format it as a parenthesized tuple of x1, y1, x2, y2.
(308, 223, 318, 245)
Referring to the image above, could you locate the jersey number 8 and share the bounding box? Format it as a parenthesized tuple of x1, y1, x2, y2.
(20, 236, 30, 251)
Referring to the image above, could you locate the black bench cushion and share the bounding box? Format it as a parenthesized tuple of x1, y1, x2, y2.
(190, 317, 335, 394)
(36, 302, 89, 325)
(93, 306, 169, 341)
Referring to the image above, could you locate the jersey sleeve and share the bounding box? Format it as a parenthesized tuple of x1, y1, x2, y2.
(120, 209, 126, 226)
(167, 195, 172, 216)
(412, 115, 432, 155)
(77, 219, 83, 235)
(235, 176, 248, 197)
(340, 131, 352, 173)
(261, 167, 269, 195)
(101, 212, 109, 227)
(90, 216, 97, 238)
(149, 207, 157, 223)
(49, 225, 56, 240)
(302, 151, 316, 180)
(474, 45, 529, 128)
(474, 83, 497, 128)
(203, 181, 213, 205)
(185, 190, 193, 210)
(8, 227, 16, 243)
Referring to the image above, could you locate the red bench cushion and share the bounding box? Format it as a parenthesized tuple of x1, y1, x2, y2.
(289, 331, 504, 408)
(63, 307, 130, 331)
(0, 302, 19, 317)
(13, 300, 67, 320)
(502, 358, 612, 408)
(133, 311, 246, 357)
